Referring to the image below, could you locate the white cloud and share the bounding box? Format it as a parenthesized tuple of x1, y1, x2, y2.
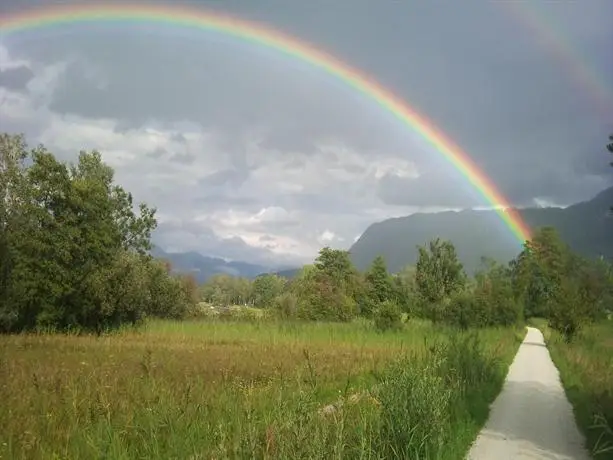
(318, 229, 336, 243)
(0, 43, 30, 70)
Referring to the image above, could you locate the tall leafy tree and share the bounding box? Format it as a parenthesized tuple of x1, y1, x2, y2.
(365, 256, 394, 303)
(361, 255, 394, 317)
(415, 238, 466, 305)
(0, 133, 190, 333)
(251, 273, 285, 307)
(511, 226, 570, 318)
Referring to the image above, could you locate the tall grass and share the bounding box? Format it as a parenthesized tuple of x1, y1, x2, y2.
(533, 319, 613, 459)
(0, 319, 523, 459)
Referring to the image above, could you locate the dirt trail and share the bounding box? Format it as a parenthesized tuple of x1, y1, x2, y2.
(467, 327, 590, 460)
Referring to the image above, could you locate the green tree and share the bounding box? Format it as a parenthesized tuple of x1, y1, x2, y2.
(573, 256, 612, 321)
(361, 255, 394, 317)
(0, 134, 30, 330)
(0, 133, 188, 333)
(314, 247, 361, 297)
(392, 265, 418, 314)
(373, 300, 403, 332)
(511, 226, 570, 318)
(365, 256, 394, 303)
(252, 273, 285, 307)
(415, 238, 466, 320)
(290, 262, 357, 321)
(474, 258, 519, 327)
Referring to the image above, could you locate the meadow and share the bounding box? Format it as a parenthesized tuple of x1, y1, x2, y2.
(534, 319, 613, 459)
(0, 318, 524, 460)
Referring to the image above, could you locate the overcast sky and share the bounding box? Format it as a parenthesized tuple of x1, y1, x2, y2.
(1, 0, 612, 266)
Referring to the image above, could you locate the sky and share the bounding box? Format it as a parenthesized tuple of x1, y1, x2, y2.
(0, 0, 612, 267)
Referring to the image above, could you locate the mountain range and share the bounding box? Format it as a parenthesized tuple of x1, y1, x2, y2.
(350, 186, 613, 274)
(154, 186, 613, 281)
(150, 247, 276, 283)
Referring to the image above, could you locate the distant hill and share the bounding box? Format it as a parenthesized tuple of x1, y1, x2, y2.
(274, 267, 301, 279)
(349, 186, 613, 274)
(150, 247, 273, 283)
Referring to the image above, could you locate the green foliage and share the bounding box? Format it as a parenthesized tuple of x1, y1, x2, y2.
(548, 279, 585, 343)
(392, 265, 418, 314)
(252, 273, 286, 307)
(314, 247, 362, 300)
(416, 238, 466, 304)
(273, 291, 299, 320)
(375, 332, 510, 459)
(474, 258, 521, 327)
(366, 256, 394, 303)
(0, 133, 195, 333)
(511, 226, 569, 318)
(537, 320, 613, 458)
(361, 256, 394, 318)
(442, 290, 480, 330)
(280, 249, 359, 322)
(510, 226, 611, 341)
(373, 300, 403, 332)
(415, 238, 466, 321)
(200, 273, 253, 306)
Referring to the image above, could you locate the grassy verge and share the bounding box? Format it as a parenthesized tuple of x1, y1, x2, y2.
(530, 318, 613, 459)
(0, 319, 524, 459)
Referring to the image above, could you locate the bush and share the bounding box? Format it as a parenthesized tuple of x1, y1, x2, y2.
(374, 300, 403, 332)
(377, 353, 455, 458)
(489, 295, 520, 327)
(375, 332, 500, 458)
(442, 291, 480, 329)
(548, 281, 585, 343)
(294, 279, 357, 322)
(273, 292, 299, 320)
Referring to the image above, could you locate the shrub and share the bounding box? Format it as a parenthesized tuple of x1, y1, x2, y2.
(374, 300, 403, 332)
(443, 291, 480, 329)
(375, 332, 499, 458)
(376, 354, 455, 458)
(548, 281, 585, 343)
(273, 292, 299, 320)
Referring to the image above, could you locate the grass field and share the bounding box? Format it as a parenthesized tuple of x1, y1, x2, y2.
(532, 318, 613, 459)
(1, 318, 524, 460)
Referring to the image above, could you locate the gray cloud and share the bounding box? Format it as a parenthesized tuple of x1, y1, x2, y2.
(0, 65, 34, 92)
(1, 0, 612, 264)
(377, 172, 483, 209)
(170, 152, 196, 165)
(146, 147, 167, 159)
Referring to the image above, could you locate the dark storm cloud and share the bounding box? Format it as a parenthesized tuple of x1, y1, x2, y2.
(1, 0, 612, 263)
(377, 172, 483, 209)
(5, 0, 610, 209)
(0, 65, 34, 92)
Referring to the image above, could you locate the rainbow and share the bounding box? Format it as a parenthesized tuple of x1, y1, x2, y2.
(500, 1, 612, 118)
(0, 3, 532, 244)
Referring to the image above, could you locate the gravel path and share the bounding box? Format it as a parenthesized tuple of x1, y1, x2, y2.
(467, 327, 591, 460)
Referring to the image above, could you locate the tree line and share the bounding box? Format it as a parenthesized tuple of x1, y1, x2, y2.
(1, 132, 612, 340)
(200, 230, 612, 339)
